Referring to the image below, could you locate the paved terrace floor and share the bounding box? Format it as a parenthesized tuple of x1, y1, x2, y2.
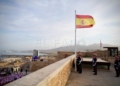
(66, 64, 120, 86)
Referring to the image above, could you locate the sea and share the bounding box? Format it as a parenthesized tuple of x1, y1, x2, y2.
(0, 52, 47, 58)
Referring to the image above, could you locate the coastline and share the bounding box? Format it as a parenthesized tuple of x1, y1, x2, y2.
(0, 52, 47, 57)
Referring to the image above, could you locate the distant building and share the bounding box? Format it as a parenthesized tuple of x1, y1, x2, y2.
(32, 50, 39, 61)
(33, 50, 38, 57)
(103, 47, 118, 57)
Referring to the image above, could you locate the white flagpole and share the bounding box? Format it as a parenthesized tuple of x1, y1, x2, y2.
(75, 10, 77, 72)
(100, 39, 101, 50)
(100, 39, 102, 57)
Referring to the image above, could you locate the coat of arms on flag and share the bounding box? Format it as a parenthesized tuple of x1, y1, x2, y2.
(76, 15, 95, 28)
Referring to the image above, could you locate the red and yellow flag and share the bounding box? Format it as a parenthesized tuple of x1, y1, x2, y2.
(76, 15, 95, 28)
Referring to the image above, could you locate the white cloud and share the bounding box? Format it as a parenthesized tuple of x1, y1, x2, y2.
(0, 0, 120, 50)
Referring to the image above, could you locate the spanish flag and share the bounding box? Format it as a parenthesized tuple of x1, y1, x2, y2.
(76, 15, 95, 28)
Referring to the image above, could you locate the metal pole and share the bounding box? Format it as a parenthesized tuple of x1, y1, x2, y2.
(75, 10, 77, 72)
(100, 39, 102, 57)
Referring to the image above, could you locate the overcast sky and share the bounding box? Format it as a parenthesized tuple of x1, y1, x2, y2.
(0, 0, 120, 50)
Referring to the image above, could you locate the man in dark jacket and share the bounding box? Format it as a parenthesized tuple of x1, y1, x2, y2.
(118, 55, 120, 76)
(25, 68, 28, 75)
(92, 53, 97, 75)
(76, 52, 83, 73)
(20, 68, 23, 72)
(114, 56, 119, 77)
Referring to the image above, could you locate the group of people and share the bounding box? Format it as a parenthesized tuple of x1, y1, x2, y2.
(0, 68, 14, 77)
(0, 72, 23, 86)
(76, 52, 120, 77)
(114, 55, 120, 77)
(0, 67, 24, 86)
(32, 56, 39, 61)
(76, 52, 97, 75)
(20, 68, 28, 75)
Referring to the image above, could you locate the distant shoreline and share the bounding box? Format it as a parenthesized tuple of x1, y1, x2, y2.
(0, 52, 47, 57)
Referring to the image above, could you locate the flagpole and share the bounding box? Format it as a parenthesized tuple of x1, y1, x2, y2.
(100, 39, 101, 57)
(75, 10, 77, 72)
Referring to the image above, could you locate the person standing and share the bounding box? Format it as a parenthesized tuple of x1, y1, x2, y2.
(76, 52, 80, 72)
(92, 53, 94, 72)
(11, 67, 13, 73)
(76, 52, 82, 73)
(92, 53, 97, 75)
(79, 53, 83, 73)
(114, 56, 119, 77)
(20, 68, 23, 72)
(118, 55, 120, 76)
(25, 68, 28, 75)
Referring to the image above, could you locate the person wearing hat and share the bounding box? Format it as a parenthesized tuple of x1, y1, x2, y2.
(118, 55, 120, 75)
(92, 52, 95, 72)
(92, 53, 97, 75)
(76, 52, 83, 73)
(76, 52, 80, 72)
(114, 56, 119, 77)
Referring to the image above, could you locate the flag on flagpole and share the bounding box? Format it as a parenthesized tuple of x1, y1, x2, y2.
(76, 15, 95, 28)
(74, 12, 95, 72)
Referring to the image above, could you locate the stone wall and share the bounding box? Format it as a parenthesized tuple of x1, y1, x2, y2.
(57, 51, 74, 60)
(102, 51, 120, 64)
(29, 60, 56, 72)
(42, 56, 74, 86)
(5, 55, 75, 86)
(57, 51, 109, 59)
(108, 57, 115, 64)
(118, 51, 120, 55)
